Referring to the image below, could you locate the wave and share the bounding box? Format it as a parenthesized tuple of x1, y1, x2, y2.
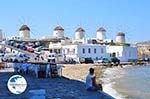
(101, 67, 125, 99)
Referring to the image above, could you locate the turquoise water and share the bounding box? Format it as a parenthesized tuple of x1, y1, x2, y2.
(114, 66, 150, 99)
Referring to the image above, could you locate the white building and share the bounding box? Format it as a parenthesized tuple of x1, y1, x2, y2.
(72, 27, 86, 44)
(75, 27, 85, 40)
(19, 25, 30, 39)
(107, 45, 138, 62)
(47, 25, 138, 63)
(48, 42, 64, 63)
(116, 32, 125, 43)
(0, 29, 3, 41)
(53, 25, 64, 38)
(62, 44, 108, 61)
(96, 27, 106, 41)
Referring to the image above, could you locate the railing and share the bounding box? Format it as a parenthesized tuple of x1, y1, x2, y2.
(12, 62, 62, 78)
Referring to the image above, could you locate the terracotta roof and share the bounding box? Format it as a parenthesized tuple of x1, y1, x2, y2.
(97, 27, 106, 32)
(117, 32, 125, 36)
(19, 25, 30, 31)
(75, 27, 85, 32)
(54, 26, 64, 31)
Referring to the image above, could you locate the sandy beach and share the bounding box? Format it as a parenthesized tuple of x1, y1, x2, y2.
(0, 64, 114, 99)
(62, 64, 105, 82)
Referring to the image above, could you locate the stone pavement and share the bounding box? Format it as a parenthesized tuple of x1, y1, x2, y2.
(0, 68, 114, 99)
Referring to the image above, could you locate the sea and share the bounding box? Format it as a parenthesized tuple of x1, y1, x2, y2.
(101, 65, 150, 99)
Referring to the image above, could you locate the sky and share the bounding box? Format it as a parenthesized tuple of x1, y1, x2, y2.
(0, 0, 150, 43)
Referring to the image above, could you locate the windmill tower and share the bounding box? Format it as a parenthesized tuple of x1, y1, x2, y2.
(75, 27, 85, 40)
(96, 27, 106, 40)
(53, 25, 64, 38)
(116, 32, 126, 43)
(19, 25, 30, 39)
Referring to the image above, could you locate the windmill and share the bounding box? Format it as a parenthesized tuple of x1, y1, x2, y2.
(17, 16, 39, 40)
(115, 24, 132, 43)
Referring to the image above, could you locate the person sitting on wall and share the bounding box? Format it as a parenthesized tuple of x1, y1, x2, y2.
(86, 68, 103, 91)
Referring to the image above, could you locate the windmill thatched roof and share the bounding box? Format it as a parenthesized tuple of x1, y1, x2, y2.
(97, 27, 106, 32)
(54, 26, 64, 31)
(117, 32, 125, 36)
(19, 25, 30, 31)
(75, 27, 85, 32)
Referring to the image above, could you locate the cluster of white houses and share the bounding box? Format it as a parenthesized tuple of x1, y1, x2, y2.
(56, 43, 138, 63)
(0, 25, 138, 62)
(46, 25, 138, 62)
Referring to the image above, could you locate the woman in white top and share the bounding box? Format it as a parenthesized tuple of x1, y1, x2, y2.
(86, 68, 103, 91)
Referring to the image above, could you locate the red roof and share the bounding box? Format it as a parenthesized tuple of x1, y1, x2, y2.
(19, 25, 30, 31)
(97, 27, 106, 32)
(75, 27, 85, 32)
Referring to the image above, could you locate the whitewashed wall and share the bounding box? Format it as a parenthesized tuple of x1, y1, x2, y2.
(75, 31, 85, 40)
(107, 45, 138, 62)
(96, 31, 106, 40)
(53, 30, 64, 38)
(19, 30, 30, 39)
(116, 36, 125, 43)
(77, 44, 107, 59)
(62, 44, 108, 61)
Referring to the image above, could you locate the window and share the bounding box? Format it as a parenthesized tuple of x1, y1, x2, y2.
(125, 51, 127, 57)
(117, 52, 119, 57)
(58, 49, 61, 54)
(112, 53, 116, 57)
(67, 49, 69, 54)
(50, 49, 53, 53)
(54, 49, 57, 54)
(101, 48, 104, 54)
(129, 51, 131, 57)
(73, 49, 75, 53)
(94, 48, 96, 53)
(19, 55, 23, 57)
(83, 48, 85, 54)
(88, 48, 91, 53)
(70, 48, 75, 54)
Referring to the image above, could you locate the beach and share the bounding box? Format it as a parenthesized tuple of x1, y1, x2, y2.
(0, 64, 114, 99)
(1, 63, 150, 99)
(102, 65, 150, 99)
(62, 64, 105, 82)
